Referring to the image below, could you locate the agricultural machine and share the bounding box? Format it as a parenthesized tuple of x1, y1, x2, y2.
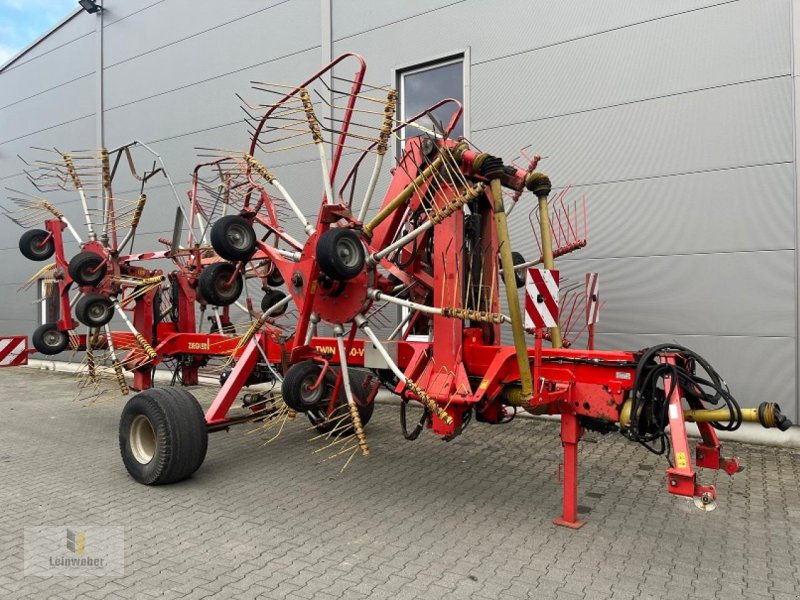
(3, 53, 792, 527)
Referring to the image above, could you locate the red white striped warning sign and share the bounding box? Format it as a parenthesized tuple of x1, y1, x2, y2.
(586, 272, 600, 325)
(524, 268, 559, 329)
(0, 336, 28, 367)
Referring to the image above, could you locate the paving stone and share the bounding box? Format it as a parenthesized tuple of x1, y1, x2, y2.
(0, 368, 798, 600)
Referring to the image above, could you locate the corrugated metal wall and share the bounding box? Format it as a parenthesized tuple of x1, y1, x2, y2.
(1, 0, 796, 420)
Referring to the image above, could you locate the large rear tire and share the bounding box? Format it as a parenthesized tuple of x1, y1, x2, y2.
(119, 387, 208, 485)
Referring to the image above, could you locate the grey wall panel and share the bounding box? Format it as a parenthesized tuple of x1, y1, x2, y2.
(333, 0, 727, 64)
(599, 332, 796, 420)
(472, 76, 793, 188)
(506, 162, 795, 259)
(553, 249, 794, 337)
(472, 0, 790, 130)
(0, 117, 96, 186)
(332, 0, 460, 40)
(3, 13, 92, 67)
(102, 0, 294, 67)
(0, 78, 95, 144)
(0, 35, 94, 109)
(103, 48, 320, 147)
(102, 2, 320, 110)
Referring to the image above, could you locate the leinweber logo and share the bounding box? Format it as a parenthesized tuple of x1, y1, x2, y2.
(24, 526, 124, 576)
(66, 529, 86, 556)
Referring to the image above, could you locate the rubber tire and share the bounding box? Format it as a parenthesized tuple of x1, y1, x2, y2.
(210, 215, 257, 262)
(316, 228, 365, 281)
(261, 289, 287, 316)
(282, 361, 328, 412)
(31, 323, 68, 355)
(69, 251, 107, 286)
(198, 262, 243, 306)
(119, 387, 208, 485)
(511, 251, 526, 289)
(307, 370, 375, 434)
(19, 229, 55, 261)
(266, 269, 284, 287)
(75, 293, 115, 327)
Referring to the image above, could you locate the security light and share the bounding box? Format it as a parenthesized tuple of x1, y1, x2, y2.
(78, 0, 101, 14)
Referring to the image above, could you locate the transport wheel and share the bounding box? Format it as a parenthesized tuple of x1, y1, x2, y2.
(306, 370, 375, 434)
(282, 360, 328, 412)
(266, 268, 284, 287)
(75, 293, 115, 327)
(31, 323, 68, 355)
(68, 251, 107, 286)
(198, 262, 243, 306)
(511, 251, 526, 289)
(119, 387, 208, 485)
(316, 228, 365, 280)
(210, 215, 257, 262)
(19, 229, 54, 261)
(261, 288, 287, 315)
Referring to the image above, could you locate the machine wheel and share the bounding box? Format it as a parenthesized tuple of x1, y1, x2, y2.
(19, 229, 54, 261)
(511, 251, 526, 289)
(316, 228, 365, 280)
(75, 293, 115, 327)
(261, 289, 287, 316)
(119, 387, 208, 485)
(282, 360, 328, 412)
(31, 323, 69, 355)
(68, 251, 107, 286)
(266, 269, 284, 287)
(198, 262, 243, 306)
(307, 370, 375, 434)
(210, 215, 257, 262)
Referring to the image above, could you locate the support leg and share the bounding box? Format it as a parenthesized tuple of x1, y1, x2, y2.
(554, 412, 585, 529)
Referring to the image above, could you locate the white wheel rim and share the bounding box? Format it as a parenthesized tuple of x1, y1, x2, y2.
(130, 414, 156, 464)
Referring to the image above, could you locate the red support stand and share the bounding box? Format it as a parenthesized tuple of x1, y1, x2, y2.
(554, 411, 586, 529)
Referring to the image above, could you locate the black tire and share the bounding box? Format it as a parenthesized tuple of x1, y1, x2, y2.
(119, 387, 208, 485)
(198, 262, 243, 306)
(75, 293, 115, 327)
(68, 251, 107, 286)
(316, 228, 365, 280)
(266, 269, 284, 287)
(19, 229, 54, 261)
(210, 215, 257, 262)
(31, 323, 69, 355)
(511, 251, 526, 289)
(261, 289, 287, 316)
(282, 361, 328, 412)
(307, 370, 375, 434)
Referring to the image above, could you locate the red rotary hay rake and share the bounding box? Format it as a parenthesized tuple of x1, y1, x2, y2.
(3, 54, 792, 527)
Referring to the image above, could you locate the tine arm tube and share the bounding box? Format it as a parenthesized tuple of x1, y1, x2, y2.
(333, 325, 369, 456)
(357, 154, 384, 223)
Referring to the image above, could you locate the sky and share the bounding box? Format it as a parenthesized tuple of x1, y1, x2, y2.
(0, 0, 76, 66)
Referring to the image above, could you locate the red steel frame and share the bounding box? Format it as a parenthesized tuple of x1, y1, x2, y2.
(11, 53, 754, 527)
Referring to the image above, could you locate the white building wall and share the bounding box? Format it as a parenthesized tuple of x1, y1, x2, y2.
(0, 0, 796, 420)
